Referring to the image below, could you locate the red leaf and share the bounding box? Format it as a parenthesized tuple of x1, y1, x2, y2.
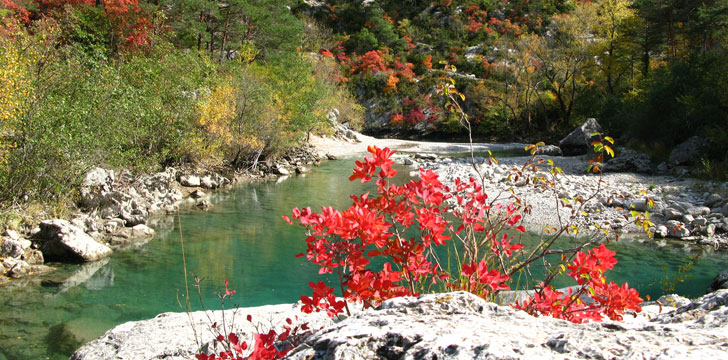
(228, 333, 239, 345)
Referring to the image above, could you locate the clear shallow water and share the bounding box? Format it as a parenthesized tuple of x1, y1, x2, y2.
(0, 159, 726, 360)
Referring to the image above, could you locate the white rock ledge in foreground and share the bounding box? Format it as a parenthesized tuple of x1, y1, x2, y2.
(72, 290, 728, 360)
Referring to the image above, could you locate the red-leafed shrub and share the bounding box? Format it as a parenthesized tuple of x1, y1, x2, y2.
(285, 146, 643, 323)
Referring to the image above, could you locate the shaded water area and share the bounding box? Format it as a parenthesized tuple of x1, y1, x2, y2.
(1, 159, 727, 360)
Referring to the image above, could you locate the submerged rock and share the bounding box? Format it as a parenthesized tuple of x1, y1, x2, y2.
(109, 224, 155, 247)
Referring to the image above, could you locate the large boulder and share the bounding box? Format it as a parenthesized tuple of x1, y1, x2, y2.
(558, 118, 603, 156)
(668, 136, 710, 167)
(289, 291, 728, 360)
(606, 154, 653, 173)
(36, 220, 112, 262)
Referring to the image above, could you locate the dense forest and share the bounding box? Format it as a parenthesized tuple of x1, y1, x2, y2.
(1, 0, 727, 213)
(301, 1, 728, 151)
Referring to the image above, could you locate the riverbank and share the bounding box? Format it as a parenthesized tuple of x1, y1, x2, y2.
(0, 144, 330, 283)
(310, 131, 728, 249)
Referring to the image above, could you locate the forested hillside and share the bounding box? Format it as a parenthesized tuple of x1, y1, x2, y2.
(1, 0, 727, 213)
(299, 1, 728, 161)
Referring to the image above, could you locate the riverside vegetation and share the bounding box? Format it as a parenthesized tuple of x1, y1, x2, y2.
(0, 0, 364, 229)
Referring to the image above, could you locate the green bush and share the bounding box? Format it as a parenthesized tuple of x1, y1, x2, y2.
(0, 40, 215, 203)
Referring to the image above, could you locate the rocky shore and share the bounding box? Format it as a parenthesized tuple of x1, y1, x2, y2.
(316, 120, 728, 250)
(71, 289, 728, 360)
(0, 144, 331, 283)
(390, 151, 728, 249)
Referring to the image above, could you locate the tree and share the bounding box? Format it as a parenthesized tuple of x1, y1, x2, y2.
(161, 0, 302, 61)
(592, 0, 641, 95)
(525, 3, 597, 128)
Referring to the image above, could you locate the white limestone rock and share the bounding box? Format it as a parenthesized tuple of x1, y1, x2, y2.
(72, 291, 728, 360)
(36, 220, 112, 262)
(180, 175, 201, 187)
(71, 301, 339, 360)
(288, 291, 728, 360)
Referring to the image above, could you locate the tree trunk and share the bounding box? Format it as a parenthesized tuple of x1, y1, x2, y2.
(220, 6, 232, 63)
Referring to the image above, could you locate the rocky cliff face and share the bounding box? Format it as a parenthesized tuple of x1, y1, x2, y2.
(72, 290, 728, 360)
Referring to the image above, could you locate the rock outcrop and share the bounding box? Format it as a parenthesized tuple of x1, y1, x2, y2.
(288, 291, 728, 360)
(669, 136, 710, 167)
(35, 220, 112, 262)
(72, 291, 728, 360)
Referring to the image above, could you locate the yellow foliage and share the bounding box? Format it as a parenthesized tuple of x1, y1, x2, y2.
(0, 18, 60, 167)
(197, 83, 236, 146)
(192, 79, 266, 164)
(237, 40, 259, 64)
(385, 73, 400, 92)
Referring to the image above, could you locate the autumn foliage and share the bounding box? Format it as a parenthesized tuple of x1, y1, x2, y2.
(286, 146, 643, 323)
(2, 0, 150, 49)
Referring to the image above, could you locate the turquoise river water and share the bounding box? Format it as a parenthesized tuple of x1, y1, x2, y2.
(1, 158, 727, 360)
